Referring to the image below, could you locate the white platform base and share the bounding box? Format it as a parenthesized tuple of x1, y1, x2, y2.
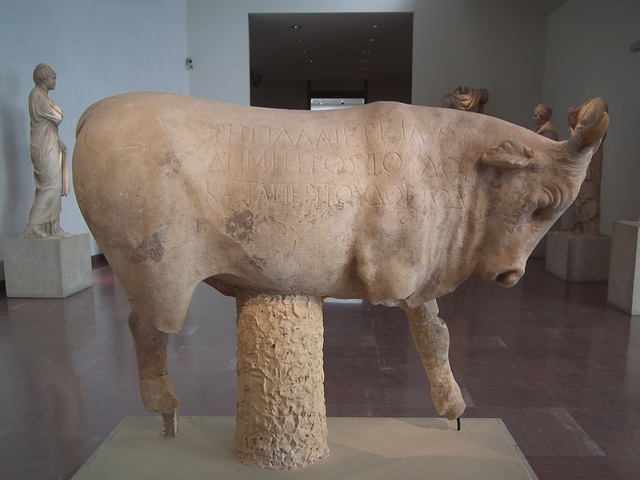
(2, 233, 92, 298)
(608, 221, 640, 315)
(71, 417, 537, 480)
(545, 231, 610, 282)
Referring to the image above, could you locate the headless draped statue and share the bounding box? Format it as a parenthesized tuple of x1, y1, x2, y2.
(442, 86, 489, 113)
(21, 63, 69, 238)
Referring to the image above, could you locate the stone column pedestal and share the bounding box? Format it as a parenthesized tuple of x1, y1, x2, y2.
(545, 231, 610, 282)
(235, 293, 329, 470)
(3, 233, 93, 298)
(607, 221, 640, 315)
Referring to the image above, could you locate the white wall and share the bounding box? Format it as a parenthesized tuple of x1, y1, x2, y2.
(0, 0, 189, 278)
(186, 0, 548, 126)
(544, 0, 640, 234)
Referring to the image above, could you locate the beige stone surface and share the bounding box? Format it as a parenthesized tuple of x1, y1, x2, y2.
(235, 294, 328, 469)
(71, 417, 538, 480)
(3, 233, 92, 298)
(72, 92, 608, 460)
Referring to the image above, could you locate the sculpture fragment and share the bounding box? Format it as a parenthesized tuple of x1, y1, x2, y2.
(567, 97, 608, 235)
(442, 86, 489, 113)
(533, 104, 559, 141)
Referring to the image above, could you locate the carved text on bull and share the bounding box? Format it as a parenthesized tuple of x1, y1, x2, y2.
(191, 118, 444, 151)
(205, 181, 465, 210)
(219, 149, 467, 181)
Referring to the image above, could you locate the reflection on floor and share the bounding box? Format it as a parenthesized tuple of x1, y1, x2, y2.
(0, 258, 638, 480)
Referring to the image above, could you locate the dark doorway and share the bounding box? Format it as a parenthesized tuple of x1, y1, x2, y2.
(249, 12, 413, 109)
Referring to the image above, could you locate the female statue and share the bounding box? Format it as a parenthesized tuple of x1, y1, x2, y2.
(21, 63, 69, 237)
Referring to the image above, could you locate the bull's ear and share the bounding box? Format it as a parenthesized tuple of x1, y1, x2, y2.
(568, 111, 609, 155)
(480, 140, 534, 170)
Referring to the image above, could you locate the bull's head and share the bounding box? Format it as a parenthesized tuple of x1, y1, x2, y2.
(476, 109, 609, 288)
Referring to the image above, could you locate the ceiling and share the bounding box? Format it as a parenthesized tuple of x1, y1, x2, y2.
(248, 2, 570, 84)
(249, 12, 413, 82)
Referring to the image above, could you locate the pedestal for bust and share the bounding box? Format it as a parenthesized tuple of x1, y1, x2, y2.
(545, 231, 610, 282)
(2, 233, 92, 298)
(607, 221, 640, 315)
(235, 293, 329, 469)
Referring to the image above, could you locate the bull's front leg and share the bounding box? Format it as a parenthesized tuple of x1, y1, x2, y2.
(128, 311, 181, 436)
(403, 299, 465, 420)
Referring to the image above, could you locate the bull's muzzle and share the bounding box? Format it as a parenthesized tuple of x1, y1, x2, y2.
(482, 267, 524, 288)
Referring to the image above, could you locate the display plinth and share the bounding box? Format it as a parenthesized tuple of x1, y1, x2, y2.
(545, 231, 610, 282)
(607, 221, 640, 315)
(71, 417, 538, 480)
(2, 233, 92, 298)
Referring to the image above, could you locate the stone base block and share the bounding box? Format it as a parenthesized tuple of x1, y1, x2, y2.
(71, 417, 538, 480)
(607, 221, 640, 315)
(530, 219, 562, 259)
(545, 232, 610, 282)
(2, 233, 93, 298)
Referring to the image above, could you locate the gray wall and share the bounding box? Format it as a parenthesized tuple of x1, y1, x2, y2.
(186, 0, 548, 127)
(0, 0, 190, 279)
(544, 0, 640, 234)
(185, 0, 640, 235)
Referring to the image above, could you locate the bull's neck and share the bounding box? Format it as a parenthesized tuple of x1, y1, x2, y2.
(424, 165, 485, 299)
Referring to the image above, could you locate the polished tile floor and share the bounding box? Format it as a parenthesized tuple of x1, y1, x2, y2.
(1, 258, 639, 479)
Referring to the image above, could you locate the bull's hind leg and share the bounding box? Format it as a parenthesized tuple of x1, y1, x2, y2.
(404, 299, 465, 420)
(129, 311, 181, 436)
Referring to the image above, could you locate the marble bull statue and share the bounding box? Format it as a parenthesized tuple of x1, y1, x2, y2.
(73, 92, 608, 425)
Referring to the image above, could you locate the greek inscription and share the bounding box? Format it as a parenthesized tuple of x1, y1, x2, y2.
(209, 152, 230, 172)
(206, 181, 464, 210)
(245, 126, 350, 148)
(368, 151, 404, 175)
(240, 149, 356, 175)
(402, 121, 430, 143)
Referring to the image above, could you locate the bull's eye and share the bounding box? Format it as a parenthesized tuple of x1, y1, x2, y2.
(532, 189, 554, 219)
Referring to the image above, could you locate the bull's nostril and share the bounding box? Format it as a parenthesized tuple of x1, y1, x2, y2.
(495, 270, 522, 287)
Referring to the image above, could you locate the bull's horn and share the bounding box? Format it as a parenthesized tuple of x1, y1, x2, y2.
(567, 111, 609, 155)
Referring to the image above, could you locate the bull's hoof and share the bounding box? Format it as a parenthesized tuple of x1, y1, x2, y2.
(426, 360, 466, 421)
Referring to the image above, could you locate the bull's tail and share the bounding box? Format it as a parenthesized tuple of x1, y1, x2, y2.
(75, 107, 92, 138)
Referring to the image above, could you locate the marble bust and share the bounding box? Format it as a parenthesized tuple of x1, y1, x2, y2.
(533, 104, 559, 141)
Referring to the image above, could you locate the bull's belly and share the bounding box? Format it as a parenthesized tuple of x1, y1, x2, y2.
(200, 232, 368, 299)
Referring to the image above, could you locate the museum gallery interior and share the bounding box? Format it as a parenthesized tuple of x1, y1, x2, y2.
(1, 1, 639, 479)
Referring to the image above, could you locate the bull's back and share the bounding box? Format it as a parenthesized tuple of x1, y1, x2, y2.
(73, 93, 387, 297)
(73, 92, 561, 302)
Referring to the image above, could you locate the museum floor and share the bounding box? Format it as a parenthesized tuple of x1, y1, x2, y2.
(1, 257, 639, 479)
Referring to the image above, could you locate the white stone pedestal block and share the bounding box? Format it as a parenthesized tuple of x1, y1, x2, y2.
(545, 232, 610, 282)
(2, 233, 93, 298)
(235, 294, 329, 470)
(607, 221, 640, 315)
